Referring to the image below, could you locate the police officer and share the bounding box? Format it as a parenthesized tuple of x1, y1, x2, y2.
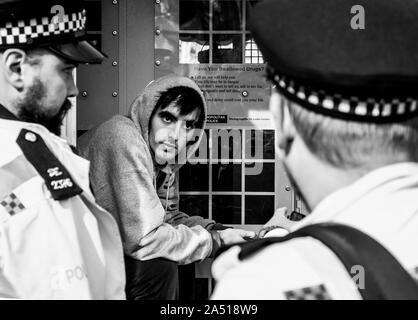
(0, 0, 125, 299)
(211, 0, 418, 299)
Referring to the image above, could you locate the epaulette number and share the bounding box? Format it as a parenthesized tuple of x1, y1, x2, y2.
(51, 178, 74, 190)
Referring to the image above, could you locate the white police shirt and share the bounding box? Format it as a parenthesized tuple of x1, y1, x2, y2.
(211, 163, 418, 300)
(0, 118, 126, 299)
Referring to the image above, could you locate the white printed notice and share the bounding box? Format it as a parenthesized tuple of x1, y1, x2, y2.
(155, 0, 272, 129)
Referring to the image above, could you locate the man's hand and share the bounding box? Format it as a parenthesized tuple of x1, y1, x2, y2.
(217, 229, 256, 245)
(257, 207, 293, 238)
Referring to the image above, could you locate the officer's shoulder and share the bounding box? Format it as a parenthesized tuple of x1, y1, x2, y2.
(215, 236, 333, 275)
(219, 234, 351, 286)
(217, 234, 319, 260)
(212, 237, 342, 299)
(13, 128, 83, 201)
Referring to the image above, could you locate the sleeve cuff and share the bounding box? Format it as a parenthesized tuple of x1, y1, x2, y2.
(208, 223, 233, 231)
(208, 230, 223, 258)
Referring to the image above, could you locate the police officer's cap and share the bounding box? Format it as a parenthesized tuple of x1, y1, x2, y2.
(249, 0, 418, 123)
(0, 0, 105, 64)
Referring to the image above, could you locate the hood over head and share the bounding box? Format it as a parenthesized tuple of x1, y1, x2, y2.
(129, 73, 207, 171)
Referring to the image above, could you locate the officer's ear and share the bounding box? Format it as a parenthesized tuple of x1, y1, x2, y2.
(270, 91, 297, 158)
(1, 48, 27, 91)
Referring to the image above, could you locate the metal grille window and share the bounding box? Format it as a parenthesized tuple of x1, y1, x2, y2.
(179, 129, 275, 226)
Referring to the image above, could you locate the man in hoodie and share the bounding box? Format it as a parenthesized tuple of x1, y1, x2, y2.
(78, 74, 256, 300)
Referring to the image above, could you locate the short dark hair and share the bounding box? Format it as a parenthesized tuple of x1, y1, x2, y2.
(283, 94, 418, 169)
(151, 86, 205, 129)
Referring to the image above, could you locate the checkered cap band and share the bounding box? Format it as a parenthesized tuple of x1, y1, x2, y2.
(284, 284, 331, 300)
(0, 9, 86, 46)
(268, 67, 418, 123)
(1, 193, 25, 216)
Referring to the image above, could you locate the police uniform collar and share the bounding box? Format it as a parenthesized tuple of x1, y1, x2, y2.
(0, 103, 20, 121)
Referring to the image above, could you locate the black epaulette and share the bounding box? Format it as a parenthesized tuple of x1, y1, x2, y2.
(16, 129, 83, 201)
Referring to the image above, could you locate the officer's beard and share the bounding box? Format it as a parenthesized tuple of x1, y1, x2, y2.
(16, 78, 73, 136)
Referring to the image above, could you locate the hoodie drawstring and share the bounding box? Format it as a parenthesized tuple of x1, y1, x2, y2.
(165, 172, 175, 211)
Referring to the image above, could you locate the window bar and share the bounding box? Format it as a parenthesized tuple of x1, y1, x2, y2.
(208, 129, 213, 220)
(242, 0, 246, 64)
(241, 129, 246, 225)
(209, 0, 213, 64)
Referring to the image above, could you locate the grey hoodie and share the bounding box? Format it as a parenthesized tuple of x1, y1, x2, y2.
(78, 74, 222, 264)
